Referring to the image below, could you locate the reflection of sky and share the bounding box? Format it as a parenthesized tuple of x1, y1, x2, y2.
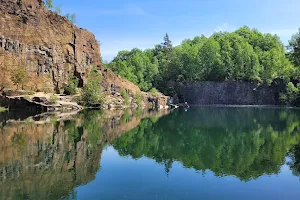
(75, 146, 300, 200)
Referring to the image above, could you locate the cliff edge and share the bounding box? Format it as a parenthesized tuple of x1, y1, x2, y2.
(0, 0, 101, 92)
(0, 0, 168, 110)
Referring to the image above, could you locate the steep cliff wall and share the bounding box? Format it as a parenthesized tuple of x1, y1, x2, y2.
(0, 0, 169, 109)
(0, 0, 101, 92)
(180, 80, 286, 105)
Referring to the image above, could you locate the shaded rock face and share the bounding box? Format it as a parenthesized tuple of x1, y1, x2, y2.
(0, 0, 101, 92)
(180, 80, 286, 105)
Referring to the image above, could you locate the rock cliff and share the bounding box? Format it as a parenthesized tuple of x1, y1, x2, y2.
(0, 0, 101, 92)
(0, 0, 169, 109)
(180, 80, 286, 105)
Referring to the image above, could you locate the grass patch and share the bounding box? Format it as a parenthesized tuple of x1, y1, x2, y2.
(0, 107, 7, 112)
(150, 88, 159, 96)
(121, 89, 129, 105)
(135, 93, 142, 107)
(49, 94, 58, 104)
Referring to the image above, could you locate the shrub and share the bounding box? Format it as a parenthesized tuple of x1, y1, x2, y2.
(135, 93, 142, 106)
(81, 66, 103, 106)
(121, 89, 129, 105)
(11, 67, 28, 90)
(49, 94, 58, 104)
(150, 88, 159, 96)
(64, 74, 78, 95)
(0, 107, 7, 113)
(280, 82, 300, 105)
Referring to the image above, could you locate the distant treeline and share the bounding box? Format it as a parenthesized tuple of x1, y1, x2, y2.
(106, 26, 300, 102)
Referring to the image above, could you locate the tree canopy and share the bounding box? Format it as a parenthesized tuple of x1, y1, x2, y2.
(107, 27, 296, 95)
(112, 107, 300, 181)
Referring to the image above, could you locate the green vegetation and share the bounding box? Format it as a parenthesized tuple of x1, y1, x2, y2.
(112, 107, 300, 181)
(121, 89, 129, 105)
(64, 110, 104, 147)
(45, 0, 53, 9)
(65, 13, 76, 24)
(280, 82, 300, 106)
(107, 27, 296, 97)
(108, 49, 159, 91)
(11, 133, 28, 148)
(49, 94, 58, 104)
(11, 67, 28, 90)
(81, 66, 103, 106)
(135, 93, 142, 106)
(64, 74, 78, 95)
(0, 106, 7, 112)
(288, 28, 300, 69)
(44, 0, 76, 24)
(149, 88, 158, 96)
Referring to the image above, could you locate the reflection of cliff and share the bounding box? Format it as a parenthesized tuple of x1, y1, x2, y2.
(113, 107, 300, 181)
(0, 109, 169, 200)
(0, 120, 102, 200)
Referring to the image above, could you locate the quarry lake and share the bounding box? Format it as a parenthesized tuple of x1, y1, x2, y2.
(1, 107, 300, 200)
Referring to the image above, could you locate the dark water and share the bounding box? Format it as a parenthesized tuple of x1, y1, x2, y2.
(1, 107, 300, 200)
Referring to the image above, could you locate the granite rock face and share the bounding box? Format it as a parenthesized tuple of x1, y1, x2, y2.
(180, 80, 286, 105)
(0, 0, 101, 93)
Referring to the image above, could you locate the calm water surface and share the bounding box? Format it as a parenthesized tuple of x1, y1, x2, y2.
(1, 107, 300, 200)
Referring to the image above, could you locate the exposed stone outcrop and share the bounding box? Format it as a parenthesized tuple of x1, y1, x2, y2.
(97, 67, 169, 109)
(2, 93, 83, 112)
(0, 0, 101, 93)
(0, 0, 169, 109)
(179, 80, 286, 105)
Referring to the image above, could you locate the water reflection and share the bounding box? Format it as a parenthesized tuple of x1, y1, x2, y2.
(1, 107, 300, 199)
(113, 107, 300, 181)
(0, 109, 168, 200)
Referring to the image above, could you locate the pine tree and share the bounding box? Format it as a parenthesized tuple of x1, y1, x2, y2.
(162, 33, 172, 50)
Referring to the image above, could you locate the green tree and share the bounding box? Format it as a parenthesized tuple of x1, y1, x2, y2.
(66, 13, 76, 24)
(288, 28, 300, 67)
(107, 27, 295, 95)
(198, 38, 223, 81)
(162, 33, 173, 51)
(45, 0, 53, 8)
(107, 49, 158, 91)
(81, 67, 103, 106)
(11, 67, 28, 90)
(64, 74, 78, 95)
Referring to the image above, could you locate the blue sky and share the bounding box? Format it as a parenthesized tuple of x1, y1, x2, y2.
(54, 0, 300, 61)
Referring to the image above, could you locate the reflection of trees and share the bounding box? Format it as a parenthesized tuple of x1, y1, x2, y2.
(0, 109, 167, 200)
(0, 110, 105, 200)
(113, 107, 300, 181)
(288, 145, 300, 177)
